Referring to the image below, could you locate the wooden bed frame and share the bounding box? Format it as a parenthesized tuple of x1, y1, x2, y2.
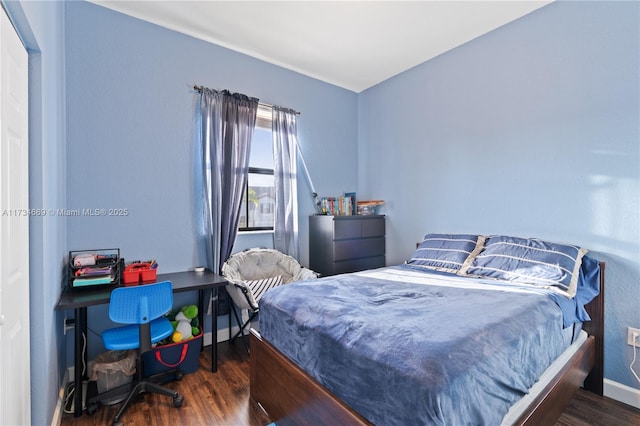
(249, 262, 605, 425)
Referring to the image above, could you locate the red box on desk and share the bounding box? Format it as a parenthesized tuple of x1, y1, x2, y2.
(142, 332, 202, 377)
(122, 263, 157, 285)
(140, 268, 157, 282)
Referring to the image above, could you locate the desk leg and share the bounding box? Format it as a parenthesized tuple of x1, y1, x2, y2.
(73, 307, 87, 417)
(198, 289, 205, 353)
(211, 286, 218, 372)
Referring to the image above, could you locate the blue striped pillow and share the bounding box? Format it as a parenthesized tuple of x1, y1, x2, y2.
(460, 235, 587, 298)
(406, 234, 484, 273)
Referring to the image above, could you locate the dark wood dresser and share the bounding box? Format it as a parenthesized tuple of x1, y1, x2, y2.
(309, 215, 385, 276)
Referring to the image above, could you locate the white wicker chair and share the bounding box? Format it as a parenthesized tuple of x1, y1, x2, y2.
(222, 248, 317, 351)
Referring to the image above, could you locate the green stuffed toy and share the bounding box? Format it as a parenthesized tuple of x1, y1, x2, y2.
(166, 304, 200, 343)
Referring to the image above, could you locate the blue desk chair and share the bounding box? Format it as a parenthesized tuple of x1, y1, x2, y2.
(86, 281, 184, 425)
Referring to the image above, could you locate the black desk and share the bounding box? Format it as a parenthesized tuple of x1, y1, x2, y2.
(55, 270, 228, 417)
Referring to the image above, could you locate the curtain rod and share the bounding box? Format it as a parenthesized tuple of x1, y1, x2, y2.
(193, 85, 300, 115)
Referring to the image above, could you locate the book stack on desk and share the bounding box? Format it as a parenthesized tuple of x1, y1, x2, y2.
(73, 266, 116, 287)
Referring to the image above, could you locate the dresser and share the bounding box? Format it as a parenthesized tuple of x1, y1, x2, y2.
(309, 215, 385, 276)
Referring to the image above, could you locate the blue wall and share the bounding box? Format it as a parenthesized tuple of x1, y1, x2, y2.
(64, 0, 358, 360)
(358, 1, 639, 390)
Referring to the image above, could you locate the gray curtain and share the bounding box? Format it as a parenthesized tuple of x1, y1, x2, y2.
(200, 88, 259, 274)
(272, 107, 299, 259)
(200, 88, 223, 274)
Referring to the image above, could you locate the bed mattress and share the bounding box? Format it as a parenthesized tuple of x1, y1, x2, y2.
(259, 266, 576, 425)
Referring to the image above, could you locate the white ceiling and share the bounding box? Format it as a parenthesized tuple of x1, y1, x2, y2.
(90, 1, 552, 93)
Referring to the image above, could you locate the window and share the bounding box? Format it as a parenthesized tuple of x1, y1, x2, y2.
(239, 105, 274, 231)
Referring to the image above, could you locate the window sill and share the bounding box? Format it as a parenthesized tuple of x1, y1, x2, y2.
(238, 229, 274, 235)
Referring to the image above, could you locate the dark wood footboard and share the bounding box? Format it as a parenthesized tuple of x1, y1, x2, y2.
(250, 262, 605, 425)
(249, 329, 371, 425)
(251, 330, 596, 426)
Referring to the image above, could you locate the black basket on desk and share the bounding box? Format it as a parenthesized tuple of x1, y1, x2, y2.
(68, 248, 122, 291)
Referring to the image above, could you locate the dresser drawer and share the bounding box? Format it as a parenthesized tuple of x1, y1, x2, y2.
(334, 217, 385, 240)
(334, 237, 385, 261)
(333, 256, 386, 275)
(361, 218, 385, 238)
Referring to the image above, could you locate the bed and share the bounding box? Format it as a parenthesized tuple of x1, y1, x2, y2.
(250, 234, 604, 425)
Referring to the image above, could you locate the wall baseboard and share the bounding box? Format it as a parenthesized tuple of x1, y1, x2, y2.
(604, 378, 640, 409)
(204, 323, 253, 347)
(51, 370, 69, 426)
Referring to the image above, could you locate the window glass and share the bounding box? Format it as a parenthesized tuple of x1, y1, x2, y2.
(250, 127, 274, 169)
(239, 123, 275, 231)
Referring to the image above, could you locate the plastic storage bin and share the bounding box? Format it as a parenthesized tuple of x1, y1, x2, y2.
(143, 332, 202, 377)
(140, 268, 157, 282)
(89, 350, 137, 404)
(122, 262, 157, 285)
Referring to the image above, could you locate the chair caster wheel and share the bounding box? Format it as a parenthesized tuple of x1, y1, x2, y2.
(86, 403, 97, 416)
(175, 371, 184, 381)
(173, 394, 184, 408)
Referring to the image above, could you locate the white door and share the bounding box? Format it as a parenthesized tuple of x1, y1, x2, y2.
(0, 6, 30, 426)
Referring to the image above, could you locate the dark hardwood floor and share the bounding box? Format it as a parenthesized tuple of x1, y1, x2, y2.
(61, 341, 640, 426)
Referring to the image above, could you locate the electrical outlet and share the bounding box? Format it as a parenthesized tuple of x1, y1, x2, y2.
(627, 327, 640, 346)
(64, 317, 74, 336)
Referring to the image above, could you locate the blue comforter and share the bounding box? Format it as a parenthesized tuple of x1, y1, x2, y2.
(259, 266, 575, 425)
